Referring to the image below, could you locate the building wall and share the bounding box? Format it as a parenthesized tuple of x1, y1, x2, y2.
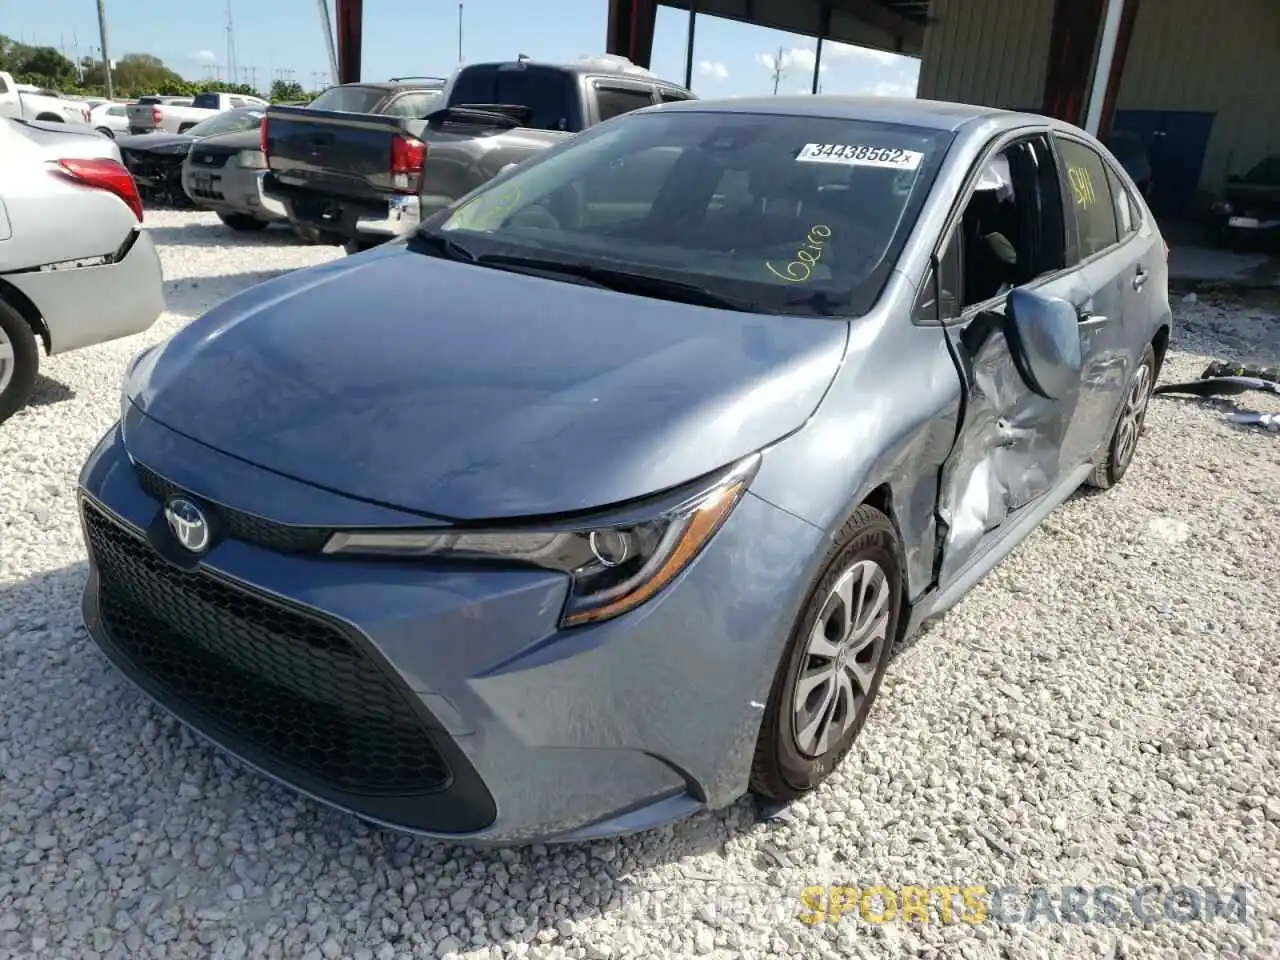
(917, 0, 1280, 192)
(1116, 0, 1280, 187)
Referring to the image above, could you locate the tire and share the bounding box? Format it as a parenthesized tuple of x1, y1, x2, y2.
(0, 299, 40, 426)
(95, 126, 115, 139)
(750, 504, 903, 801)
(178, 123, 196, 134)
(218, 212, 269, 232)
(292, 225, 344, 246)
(1086, 341, 1156, 490)
(344, 239, 379, 255)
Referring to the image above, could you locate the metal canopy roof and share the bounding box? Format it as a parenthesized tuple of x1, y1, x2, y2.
(659, 0, 930, 56)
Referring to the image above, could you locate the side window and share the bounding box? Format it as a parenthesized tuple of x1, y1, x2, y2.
(659, 90, 692, 104)
(229, 97, 246, 108)
(1105, 165, 1137, 237)
(1056, 138, 1119, 260)
(594, 84, 656, 122)
(0, 75, 10, 94)
(109, 105, 126, 117)
(383, 92, 441, 117)
(951, 135, 1066, 311)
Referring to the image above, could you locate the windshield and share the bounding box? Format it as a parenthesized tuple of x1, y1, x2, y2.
(1243, 156, 1280, 185)
(306, 84, 387, 113)
(426, 111, 950, 316)
(187, 107, 265, 138)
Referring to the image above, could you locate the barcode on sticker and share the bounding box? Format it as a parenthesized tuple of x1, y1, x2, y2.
(796, 143, 923, 170)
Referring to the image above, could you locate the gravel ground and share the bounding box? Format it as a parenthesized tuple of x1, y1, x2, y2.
(1, 209, 1278, 960)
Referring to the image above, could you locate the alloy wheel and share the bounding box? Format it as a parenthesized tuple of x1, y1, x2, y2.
(0, 326, 14, 397)
(792, 559, 891, 758)
(1114, 362, 1153, 470)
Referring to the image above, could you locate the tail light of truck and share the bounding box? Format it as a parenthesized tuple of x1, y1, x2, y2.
(390, 133, 427, 194)
(151, 107, 163, 124)
(53, 157, 144, 223)
(260, 117, 269, 156)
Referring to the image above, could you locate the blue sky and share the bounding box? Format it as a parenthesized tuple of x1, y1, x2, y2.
(5, 0, 919, 99)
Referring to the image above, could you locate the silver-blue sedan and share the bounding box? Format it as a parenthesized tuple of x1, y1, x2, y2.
(78, 96, 1171, 844)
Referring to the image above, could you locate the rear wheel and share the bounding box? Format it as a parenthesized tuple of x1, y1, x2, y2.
(95, 126, 115, 139)
(344, 239, 380, 255)
(292, 225, 345, 246)
(750, 505, 902, 801)
(218, 212, 269, 232)
(1087, 342, 1156, 489)
(0, 300, 40, 426)
(178, 123, 196, 134)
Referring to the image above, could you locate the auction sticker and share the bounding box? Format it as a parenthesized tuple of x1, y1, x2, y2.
(796, 143, 923, 170)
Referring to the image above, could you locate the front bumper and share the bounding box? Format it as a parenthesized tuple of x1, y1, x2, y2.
(260, 173, 422, 242)
(77, 409, 823, 844)
(4, 229, 164, 356)
(183, 165, 283, 222)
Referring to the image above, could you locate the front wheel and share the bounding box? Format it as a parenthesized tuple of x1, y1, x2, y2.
(1086, 341, 1156, 489)
(750, 504, 903, 801)
(218, 212, 269, 232)
(0, 300, 40, 426)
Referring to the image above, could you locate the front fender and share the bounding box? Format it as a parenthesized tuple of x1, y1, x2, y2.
(749, 313, 963, 603)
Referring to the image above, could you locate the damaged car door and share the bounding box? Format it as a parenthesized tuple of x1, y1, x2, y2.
(926, 131, 1097, 587)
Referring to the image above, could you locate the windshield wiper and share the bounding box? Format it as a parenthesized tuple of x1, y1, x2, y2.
(472, 253, 757, 312)
(408, 231, 480, 263)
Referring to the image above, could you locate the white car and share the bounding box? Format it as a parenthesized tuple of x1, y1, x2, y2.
(90, 102, 131, 139)
(0, 71, 91, 125)
(0, 119, 165, 423)
(127, 91, 268, 135)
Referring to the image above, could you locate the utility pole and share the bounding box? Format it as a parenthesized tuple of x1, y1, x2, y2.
(95, 0, 114, 99)
(768, 45, 789, 95)
(457, 2, 464, 65)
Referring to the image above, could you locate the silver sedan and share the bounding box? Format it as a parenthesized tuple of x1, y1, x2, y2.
(0, 118, 164, 423)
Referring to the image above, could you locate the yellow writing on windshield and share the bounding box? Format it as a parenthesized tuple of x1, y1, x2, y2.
(1067, 166, 1097, 209)
(765, 224, 832, 283)
(447, 184, 523, 232)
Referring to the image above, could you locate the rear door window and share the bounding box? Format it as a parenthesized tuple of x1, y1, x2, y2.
(192, 93, 222, 110)
(1056, 137, 1120, 262)
(447, 64, 581, 131)
(659, 89, 694, 104)
(594, 83, 656, 122)
(306, 85, 388, 113)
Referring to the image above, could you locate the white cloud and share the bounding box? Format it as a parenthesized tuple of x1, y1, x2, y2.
(696, 60, 728, 80)
(191, 50, 217, 63)
(824, 42, 905, 67)
(757, 48, 828, 75)
(865, 79, 917, 97)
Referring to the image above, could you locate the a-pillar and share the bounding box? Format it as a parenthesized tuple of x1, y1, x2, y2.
(606, 0, 659, 68)
(336, 0, 364, 85)
(1041, 0, 1140, 135)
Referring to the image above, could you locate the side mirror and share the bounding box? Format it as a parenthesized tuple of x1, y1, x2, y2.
(1003, 289, 1082, 400)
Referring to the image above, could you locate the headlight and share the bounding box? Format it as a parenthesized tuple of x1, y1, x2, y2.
(237, 150, 267, 170)
(323, 454, 760, 627)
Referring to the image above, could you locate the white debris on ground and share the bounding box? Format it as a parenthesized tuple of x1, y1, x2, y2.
(1, 209, 1277, 960)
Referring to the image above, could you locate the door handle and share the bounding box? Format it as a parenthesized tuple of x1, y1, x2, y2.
(1078, 312, 1109, 328)
(1133, 268, 1148, 291)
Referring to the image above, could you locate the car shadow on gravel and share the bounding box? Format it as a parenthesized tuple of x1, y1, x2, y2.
(145, 221, 305, 249)
(1, 560, 742, 951)
(163, 271, 291, 316)
(25, 374, 75, 409)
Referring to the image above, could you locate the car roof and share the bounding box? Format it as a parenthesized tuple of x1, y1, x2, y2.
(652, 95, 1040, 131)
(462, 58, 689, 90)
(340, 80, 445, 92)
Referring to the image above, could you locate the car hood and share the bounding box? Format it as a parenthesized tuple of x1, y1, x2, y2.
(127, 245, 848, 520)
(116, 132, 195, 153)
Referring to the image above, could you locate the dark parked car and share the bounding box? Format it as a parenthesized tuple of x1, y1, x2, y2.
(118, 106, 265, 206)
(259, 56, 696, 253)
(81, 96, 1170, 844)
(1208, 154, 1280, 248)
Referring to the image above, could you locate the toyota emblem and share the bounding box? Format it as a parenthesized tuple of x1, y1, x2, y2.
(164, 497, 211, 553)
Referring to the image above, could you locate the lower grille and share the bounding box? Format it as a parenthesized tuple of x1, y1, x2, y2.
(83, 498, 450, 795)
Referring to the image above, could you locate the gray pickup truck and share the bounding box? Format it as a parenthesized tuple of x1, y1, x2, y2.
(258, 56, 696, 252)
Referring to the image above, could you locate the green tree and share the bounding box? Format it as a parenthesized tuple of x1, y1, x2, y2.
(270, 79, 306, 102)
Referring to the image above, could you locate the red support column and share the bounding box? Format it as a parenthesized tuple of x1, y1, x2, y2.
(1097, 0, 1141, 140)
(336, 0, 363, 85)
(1041, 0, 1106, 125)
(606, 0, 659, 68)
